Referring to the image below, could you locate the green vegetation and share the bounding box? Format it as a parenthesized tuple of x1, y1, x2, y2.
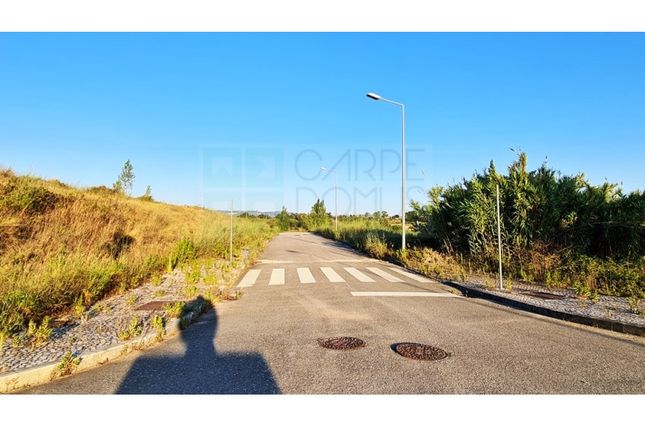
(163, 301, 184, 319)
(54, 352, 81, 377)
(26, 315, 52, 346)
(117, 316, 143, 341)
(316, 152, 644, 302)
(139, 185, 153, 202)
(273, 203, 333, 231)
(0, 167, 276, 339)
(151, 314, 165, 341)
(308, 199, 331, 229)
(113, 159, 135, 195)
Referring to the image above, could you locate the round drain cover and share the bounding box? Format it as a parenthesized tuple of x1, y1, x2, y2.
(317, 336, 365, 350)
(392, 342, 449, 361)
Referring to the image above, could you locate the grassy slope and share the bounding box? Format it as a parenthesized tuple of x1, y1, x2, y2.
(0, 169, 276, 336)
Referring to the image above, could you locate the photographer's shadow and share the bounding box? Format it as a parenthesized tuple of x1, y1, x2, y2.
(116, 303, 280, 394)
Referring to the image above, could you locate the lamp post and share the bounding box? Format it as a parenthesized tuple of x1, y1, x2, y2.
(320, 167, 338, 232)
(229, 199, 233, 262)
(366, 92, 406, 250)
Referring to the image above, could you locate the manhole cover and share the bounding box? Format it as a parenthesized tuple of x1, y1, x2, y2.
(135, 300, 182, 311)
(522, 291, 564, 300)
(392, 342, 449, 361)
(317, 336, 365, 350)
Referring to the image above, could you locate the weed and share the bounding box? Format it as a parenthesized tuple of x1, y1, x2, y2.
(163, 301, 184, 319)
(150, 272, 163, 287)
(127, 292, 137, 308)
(92, 302, 105, 314)
(627, 295, 641, 314)
(27, 316, 52, 345)
(203, 289, 221, 304)
(184, 267, 201, 286)
(589, 288, 599, 304)
(574, 281, 591, 299)
(151, 314, 165, 341)
(73, 295, 86, 317)
(11, 335, 23, 348)
(117, 316, 142, 341)
(153, 289, 166, 298)
(203, 270, 218, 286)
(483, 275, 496, 290)
(364, 233, 388, 259)
(181, 284, 199, 299)
(55, 352, 80, 377)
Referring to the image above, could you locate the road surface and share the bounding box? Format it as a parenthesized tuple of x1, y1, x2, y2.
(21, 232, 645, 394)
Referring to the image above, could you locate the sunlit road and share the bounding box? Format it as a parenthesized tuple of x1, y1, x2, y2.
(22, 233, 645, 394)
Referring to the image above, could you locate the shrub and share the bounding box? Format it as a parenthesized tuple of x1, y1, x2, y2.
(151, 314, 165, 341)
(0, 176, 58, 215)
(73, 295, 86, 317)
(163, 301, 184, 319)
(54, 352, 80, 377)
(181, 284, 199, 299)
(364, 233, 388, 259)
(27, 316, 52, 345)
(117, 316, 142, 341)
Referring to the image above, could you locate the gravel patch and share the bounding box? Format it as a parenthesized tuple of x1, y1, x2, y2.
(462, 274, 645, 329)
(0, 258, 250, 374)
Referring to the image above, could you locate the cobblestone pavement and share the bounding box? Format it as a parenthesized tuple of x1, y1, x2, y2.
(463, 274, 645, 328)
(0, 259, 248, 374)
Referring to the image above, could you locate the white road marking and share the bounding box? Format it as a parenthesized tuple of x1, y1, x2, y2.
(389, 267, 432, 283)
(366, 267, 403, 282)
(320, 267, 345, 283)
(344, 267, 375, 283)
(351, 291, 461, 297)
(238, 269, 261, 288)
(268, 268, 285, 286)
(297, 267, 316, 284)
(258, 258, 373, 264)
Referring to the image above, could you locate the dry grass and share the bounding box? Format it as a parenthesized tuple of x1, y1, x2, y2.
(0, 169, 276, 336)
(316, 222, 464, 282)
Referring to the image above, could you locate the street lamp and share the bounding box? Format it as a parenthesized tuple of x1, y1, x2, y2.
(320, 167, 338, 232)
(366, 92, 406, 250)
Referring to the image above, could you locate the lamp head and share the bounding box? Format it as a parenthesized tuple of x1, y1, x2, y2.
(366, 92, 382, 100)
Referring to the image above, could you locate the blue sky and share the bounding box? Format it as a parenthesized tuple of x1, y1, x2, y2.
(1, 33, 643, 214)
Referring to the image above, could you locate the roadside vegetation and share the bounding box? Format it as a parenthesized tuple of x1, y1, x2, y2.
(275, 199, 334, 231)
(314, 152, 644, 307)
(0, 163, 276, 339)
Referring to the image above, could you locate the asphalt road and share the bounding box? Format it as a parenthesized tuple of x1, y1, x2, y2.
(22, 232, 645, 394)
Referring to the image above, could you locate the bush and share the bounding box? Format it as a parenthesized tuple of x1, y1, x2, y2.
(117, 316, 142, 341)
(0, 176, 58, 215)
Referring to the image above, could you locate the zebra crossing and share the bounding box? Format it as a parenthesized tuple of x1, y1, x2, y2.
(237, 265, 432, 288)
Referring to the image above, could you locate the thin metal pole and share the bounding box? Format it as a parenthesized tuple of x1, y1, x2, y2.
(367, 94, 406, 250)
(334, 172, 338, 232)
(496, 184, 503, 289)
(401, 104, 406, 250)
(229, 199, 233, 263)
